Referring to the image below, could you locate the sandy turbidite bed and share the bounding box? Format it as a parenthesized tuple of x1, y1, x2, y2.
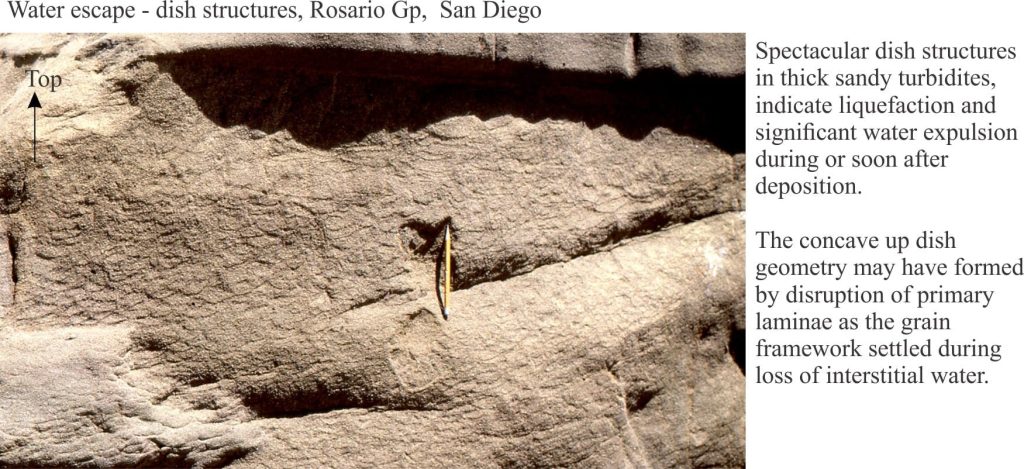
(0, 33, 746, 468)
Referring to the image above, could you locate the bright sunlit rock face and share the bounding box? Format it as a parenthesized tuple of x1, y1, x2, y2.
(0, 33, 745, 468)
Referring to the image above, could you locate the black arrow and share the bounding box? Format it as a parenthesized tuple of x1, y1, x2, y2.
(28, 92, 41, 162)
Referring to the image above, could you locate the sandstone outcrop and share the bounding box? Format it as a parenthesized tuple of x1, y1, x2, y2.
(0, 33, 745, 468)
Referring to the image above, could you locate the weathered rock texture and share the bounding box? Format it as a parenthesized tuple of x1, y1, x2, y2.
(0, 33, 745, 468)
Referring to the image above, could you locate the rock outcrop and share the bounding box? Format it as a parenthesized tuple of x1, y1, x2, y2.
(0, 33, 745, 468)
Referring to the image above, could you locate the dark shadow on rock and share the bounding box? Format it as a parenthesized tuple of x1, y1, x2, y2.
(728, 327, 745, 374)
(151, 47, 744, 154)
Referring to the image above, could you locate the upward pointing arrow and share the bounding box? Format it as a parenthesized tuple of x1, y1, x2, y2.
(28, 92, 41, 162)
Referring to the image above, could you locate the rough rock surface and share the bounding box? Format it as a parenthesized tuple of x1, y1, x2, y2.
(0, 33, 745, 468)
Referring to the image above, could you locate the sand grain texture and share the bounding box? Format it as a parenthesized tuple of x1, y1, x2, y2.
(0, 33, 745, 468)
